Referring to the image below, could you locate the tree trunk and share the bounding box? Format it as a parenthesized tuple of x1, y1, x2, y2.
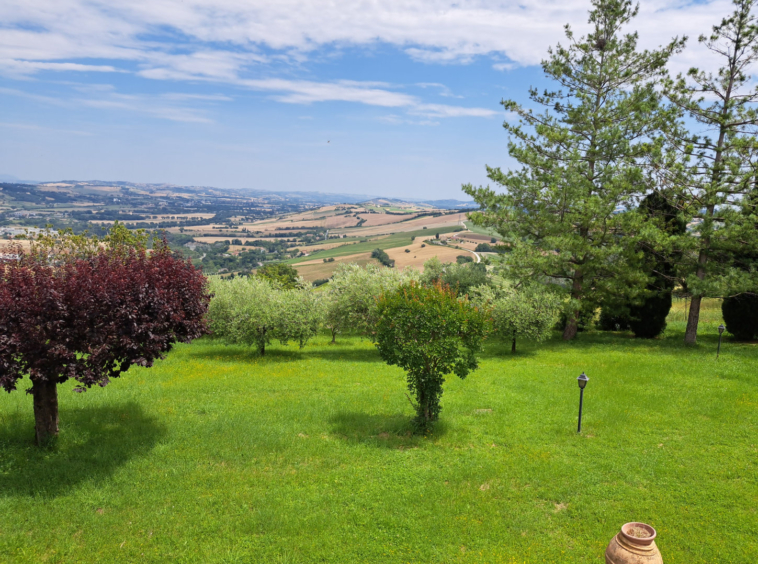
(685, 295, 703, 345)
(417, 387, 427, 422)
(32, 378, 58, 445)
(685, 223, 711, 344)
(511, 331, 517, 353)
(259, 342, 265, 356)
(330, 328, 337, 344)
(563, 317, 579, 341)
(563, 271, 583, 341)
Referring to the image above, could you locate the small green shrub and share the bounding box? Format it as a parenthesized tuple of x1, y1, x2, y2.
(375, 283, 487, 429)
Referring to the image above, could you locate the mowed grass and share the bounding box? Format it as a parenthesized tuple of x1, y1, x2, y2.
(0, 316, 756, 563)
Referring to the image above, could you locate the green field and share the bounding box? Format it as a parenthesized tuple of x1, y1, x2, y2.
(287, 226, 462, 264)
(1, 309, 756, 563)
(464, 221, 501, 240)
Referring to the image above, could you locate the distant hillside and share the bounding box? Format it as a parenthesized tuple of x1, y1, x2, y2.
(0, 180, 375, 213)
(360, 197, 476, 210)
(0, 179, 475, 213)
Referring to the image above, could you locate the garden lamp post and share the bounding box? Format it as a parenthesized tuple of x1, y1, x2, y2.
(577, 372, 588, 433)
(717, 324, 725, 358)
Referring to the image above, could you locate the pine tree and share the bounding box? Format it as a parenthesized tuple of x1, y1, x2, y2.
(627, 190, 686, 338)
(662, 0, 758, 344)
(463, 0, 683, 340)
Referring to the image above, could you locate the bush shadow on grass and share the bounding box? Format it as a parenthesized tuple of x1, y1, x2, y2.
(0, 401, 165, 499)
(505, 328, 751, 356)
(187, 344, 384, 364)
(479, 340, 540, 360)
(328, 411, 448, 449)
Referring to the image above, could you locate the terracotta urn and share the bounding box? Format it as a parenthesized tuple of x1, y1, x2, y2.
(605, 522, 663, 564)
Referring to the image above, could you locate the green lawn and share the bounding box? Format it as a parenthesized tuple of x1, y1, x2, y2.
(1, 315, 756, 563)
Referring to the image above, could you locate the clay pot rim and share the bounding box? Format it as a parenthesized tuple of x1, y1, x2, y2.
(620, 522, 656, 546)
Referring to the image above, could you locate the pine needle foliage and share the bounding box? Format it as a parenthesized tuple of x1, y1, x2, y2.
(661, 0, 758, 343)
(463, 0, 684, 340)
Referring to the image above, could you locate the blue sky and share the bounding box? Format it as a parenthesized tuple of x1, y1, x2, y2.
(0, 0, 737, 199)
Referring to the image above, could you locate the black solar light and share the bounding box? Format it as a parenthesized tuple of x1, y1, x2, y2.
(577, 372, 588, 433)
(717, 324, 725, 358)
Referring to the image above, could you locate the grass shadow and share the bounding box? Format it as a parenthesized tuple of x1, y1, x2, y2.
(187, 343, 384, 364)
(479, 340, 540, 360)
(0, 402, 165, 499)
(296, 347, 384, 363)
(328, 411, 448, 449)
(519, 328, 754, 356)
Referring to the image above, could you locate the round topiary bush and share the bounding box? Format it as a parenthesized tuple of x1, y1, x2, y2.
(628, 290, 671, 338)
(722, 293, 758, 340)
(597, 307, 630, 331)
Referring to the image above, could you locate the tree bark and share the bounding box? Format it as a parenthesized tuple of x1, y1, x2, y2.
(511, 331, 517, 353)
(685, 204, 714, 345)
(32, 378, 59, 445)
(563, 270, 583, 341)
(685, 295, 702, 344)
(331, 328, 337, 344)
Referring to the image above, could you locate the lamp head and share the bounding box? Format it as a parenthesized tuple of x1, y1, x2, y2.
(718, 324, 725, 335)
(577, 372, 589, 389)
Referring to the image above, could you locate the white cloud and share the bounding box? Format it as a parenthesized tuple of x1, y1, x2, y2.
(0, 86, 68, 106)
(379, 114, 441, 126)
(0, 59, 122, 75)
(0, 1, 741, 77)
(78, 93, 217, 123)
(0, 85, 221, 123)
(492, 62, 518, 72)
(0, 121, 94, 135)
(241, 78, 417, 107)
(0, 0, 748, 122)
(411, 103, 498, 118)
(236, 78, 496, 117)
(161, 93, 233, 101)
(416, 82, 463, 98)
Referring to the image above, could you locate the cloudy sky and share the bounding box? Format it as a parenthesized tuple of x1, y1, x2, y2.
(0, 0, 741, 199)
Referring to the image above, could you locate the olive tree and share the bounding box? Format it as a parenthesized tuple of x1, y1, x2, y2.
(276, 288, 325, 348)
(325, 263, 419, 341)
(473, 282, 559, 353)
(421, 257, 489, 296)
(375, 282, 488, 429)
(207, 276, 282, 355)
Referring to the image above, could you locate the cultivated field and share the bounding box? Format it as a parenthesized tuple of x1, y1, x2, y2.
(1, 310, 755, 563)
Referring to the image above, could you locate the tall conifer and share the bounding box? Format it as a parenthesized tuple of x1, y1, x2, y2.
(464, 0, 683, 339)
(662, 0, 758, 344)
